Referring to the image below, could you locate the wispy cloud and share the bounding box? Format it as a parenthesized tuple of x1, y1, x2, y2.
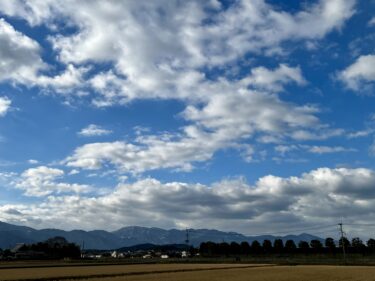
(0, 97, 11, 116)
(78, 124, 112, 137)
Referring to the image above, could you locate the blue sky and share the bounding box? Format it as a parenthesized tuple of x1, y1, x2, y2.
(0, 0, 375, 238)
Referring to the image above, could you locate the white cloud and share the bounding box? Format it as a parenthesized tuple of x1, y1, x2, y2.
(275, 144, 357, 155)
(339, 55, 375, 91)
(0, 18, 88, 95)
(14, 166, 91, 197)
(183, 91, 320, 137)
(290, 128, 345, 141)
(0, 0, 369, 238)
(65, 133, 219, 173)
(27, 159, 39, 164)
(0, 97, 11, 116)
(2, 167, 375, 236)
(307, 145, 357, 154)
(347, 129, 374, 139)
(0, 0, 356, 104)
(68, 169, 79, 175)
(36, 64, 88, 90)
(240, 64, 306, 92)
(369, 17, 375, 26)
(65, 78, 337, 173)
(275, 145, 299, 156)
(0, 1, 53, 26)
(0, 1, 354, 169)
(0, 18, 43, 83)
(78, 124, 112, 137)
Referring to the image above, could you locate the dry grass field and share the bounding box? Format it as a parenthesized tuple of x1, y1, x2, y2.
(2, 263, 375, 281)
(84, 266, 375, 281)
(0, 263, 260, 281)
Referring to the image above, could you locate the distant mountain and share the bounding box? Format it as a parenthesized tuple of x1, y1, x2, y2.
(0, 221, 323, 250)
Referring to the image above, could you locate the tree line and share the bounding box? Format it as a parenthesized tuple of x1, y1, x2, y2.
(199, 237, 375, 256)
(0, 237, 81, 259)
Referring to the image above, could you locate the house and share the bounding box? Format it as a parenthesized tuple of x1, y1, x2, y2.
(11, 243, 25, 253)
(143, 254, 152, 259)
(181, 251, 188, 258)
(111, 251, 118, 258)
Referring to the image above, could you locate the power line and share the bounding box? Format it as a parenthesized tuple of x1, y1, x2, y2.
(344, 223, 375, 227)
(247, 224, 337, 236)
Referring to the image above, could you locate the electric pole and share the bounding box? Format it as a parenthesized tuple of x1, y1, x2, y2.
(338, 222, 346, 262)
(185, 228, 190, 246)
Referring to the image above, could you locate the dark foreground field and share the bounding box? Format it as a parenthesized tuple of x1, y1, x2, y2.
(2, 263, 375, 281)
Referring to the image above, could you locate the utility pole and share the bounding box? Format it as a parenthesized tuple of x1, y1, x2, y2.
(185, 228, 190, 246)
(81, 240, 85, 258)
(338, 222, 346, 262)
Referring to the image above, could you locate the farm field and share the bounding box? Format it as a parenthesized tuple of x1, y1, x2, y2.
(0, 263, 262, 280)
(84, 266, 375, 281)
(2, 263, 375, 281)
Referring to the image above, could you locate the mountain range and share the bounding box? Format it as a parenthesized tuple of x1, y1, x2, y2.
(0, 221, 322, 250)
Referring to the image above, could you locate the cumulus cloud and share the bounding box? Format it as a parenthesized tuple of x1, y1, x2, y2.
(0, 1, 367, 236)
(369, 17, 375, 26)
(65, 134, 218, 172)
(0, 0, 356, 104)
(0, 18, 88, 94)
(339, 55, 375, 91)
(0, 1, 354, 170)
(36, 64, 88, 91)
(0, 1, 53, 26)
(78, 124, 112, 137)
(65, 80, 338, 173)
(0, 96, 11, 116)
(240, 64, 306, 92)
(0, 18, 43, 83)
(1, 167, 375, 236)
(14, 166, 91, 197)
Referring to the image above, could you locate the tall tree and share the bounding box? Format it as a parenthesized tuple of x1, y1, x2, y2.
(262, 239, 273, 254)
(310, 240, 323, 249)
(325, 237, 336, 254)
(298, 240, 310, 255)
(273, 239, 284, 254)
(351, 237, 365, 254)
(230, 242, 241, 255)
(367, 238, 375, 254)
(339, 237, 350, 249)
(251, 240, 262, 255)
(219, 242, 230, 256)
(285, 240, 297, 254)
(240, 241, 250, 255)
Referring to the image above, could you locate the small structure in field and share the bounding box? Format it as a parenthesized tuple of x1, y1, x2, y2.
(111, 251, 118, 258)
(143, 254, 152, 259)
(181, 251, 188, 258)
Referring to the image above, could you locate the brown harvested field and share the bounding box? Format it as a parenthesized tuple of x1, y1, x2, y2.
(83, 266, 375, 281)
(3, 263, 375, 281)
(0, 263, 262, 281)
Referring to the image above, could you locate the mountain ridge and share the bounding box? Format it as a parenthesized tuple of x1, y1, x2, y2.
(0, 221, 323, 250)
